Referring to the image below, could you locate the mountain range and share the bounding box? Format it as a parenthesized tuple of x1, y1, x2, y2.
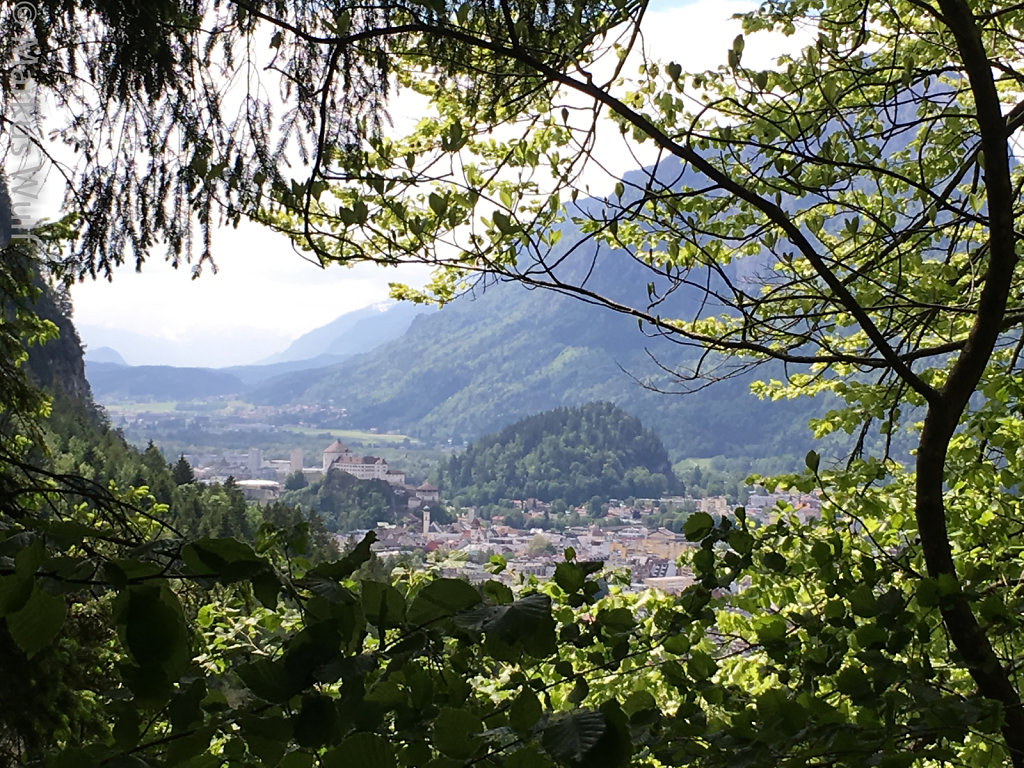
(86, 268, 822, 463)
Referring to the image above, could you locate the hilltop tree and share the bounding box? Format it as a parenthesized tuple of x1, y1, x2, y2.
(171, 453, 195, 485)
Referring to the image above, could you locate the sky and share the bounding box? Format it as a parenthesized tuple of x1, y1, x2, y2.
(67, 0, 773, 367)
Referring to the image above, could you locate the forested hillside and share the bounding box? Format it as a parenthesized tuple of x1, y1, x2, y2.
(1, 263, 341, 758)
(250, 243, 822, 462)
(440, 402, 676, 506)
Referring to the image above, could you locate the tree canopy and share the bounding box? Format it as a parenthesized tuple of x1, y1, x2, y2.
(0, 0, 637, 274)
(6, 0, 1024, 766)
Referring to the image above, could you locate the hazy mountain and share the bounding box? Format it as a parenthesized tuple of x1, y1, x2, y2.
(222, 355, 349, 387)
(84, 346, 127, 365)
(81, 303, 433, 395)
(75, 325, 234, 368)
(86, 362, 245, 400)
(260, 301, 432, 364)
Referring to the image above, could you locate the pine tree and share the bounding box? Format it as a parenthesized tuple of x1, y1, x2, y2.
(171, 454, 195, 485)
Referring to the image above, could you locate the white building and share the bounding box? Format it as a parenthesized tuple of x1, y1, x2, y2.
(322, 440, 398, 483)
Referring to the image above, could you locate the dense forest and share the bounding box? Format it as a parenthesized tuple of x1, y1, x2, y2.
(439, 402, 676, 506)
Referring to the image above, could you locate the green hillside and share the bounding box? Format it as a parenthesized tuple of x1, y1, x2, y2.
(438, 402, 677, 506)
(251, 257, 825, 462)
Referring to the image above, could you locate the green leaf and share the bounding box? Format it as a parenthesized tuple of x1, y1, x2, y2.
(237, 658, 305, 703)
(483, 579, 514, 604)
(279, 753, 315, 768)
(106, 558, 163, 587)
(622, 691, 656, 718)
(763, 552, 787, 572)
(693, 548, 714, 576)
(292, 694, 339, 748)
(407, 578, 480, 626)
(365, 680, 406, 707)
(597, 607, 634, 633)
(683, 512, 714, 541)
(310, 531, 377, 581)
(554, 561, 585, 593)
(433, 707, 483, 759)
(805, 450, 820, 472)
(182, 537, 266, 582)
(428, 192, 447, 217)
(362, 580, 406, 628)
(484, 594, 556, 657)
(169, 679, 208, 731)
(165, 726, 216, 765)
(0, 573, 33, 616)
(848, 584, 877, 617)
(663, 634, 689, 655)
(836, 667, 873, 702)
(687, 650, 717, 681)
(510, 689, 542, 733)
(493, 210, 516, 235)
(324, 733, 396, 768)
(252, 569, 282, 608)
(568, 677, 590, 704)
(114, 583, 190, 681)
(506, 746, 556, 768)
(542, 710, 606, 763)
(754, 614, 787, 645)
(728, 530, 754, 556)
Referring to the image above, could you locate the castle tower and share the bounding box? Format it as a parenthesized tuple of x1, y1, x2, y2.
(322, 440, 350, 471)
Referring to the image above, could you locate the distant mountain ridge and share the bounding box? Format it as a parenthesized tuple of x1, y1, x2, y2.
(247, 249, 821, 460)
(84, 346, 127, 365)
(86, 362, 245, 400)
(83, 301, 431, 398)
(260, 301, 431, 364)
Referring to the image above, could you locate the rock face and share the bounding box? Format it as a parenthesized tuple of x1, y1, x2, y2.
(26, 276, 93, 403)
(0, 175, 91, 403)
(0, 175, 11, 249)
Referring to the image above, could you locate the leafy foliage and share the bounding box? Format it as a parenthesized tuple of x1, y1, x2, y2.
(0, 0, 637, 275)
(9, 0, 1024, 766)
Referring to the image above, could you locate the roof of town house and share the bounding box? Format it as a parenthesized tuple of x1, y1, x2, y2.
(324, 440, 349, 454)
(417, 482, 438, 491)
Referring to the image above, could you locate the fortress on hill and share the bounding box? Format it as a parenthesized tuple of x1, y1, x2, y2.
(322, 440, 406, 486)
